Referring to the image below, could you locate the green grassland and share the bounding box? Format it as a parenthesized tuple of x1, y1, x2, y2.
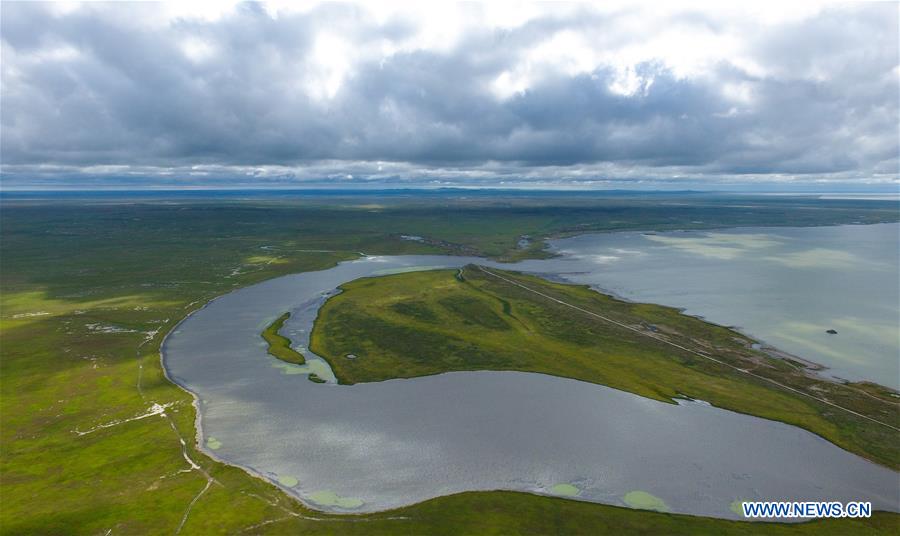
(2, 194, 898, 534)
(262, 312, 305, 365)
(309, 267, 900, 470)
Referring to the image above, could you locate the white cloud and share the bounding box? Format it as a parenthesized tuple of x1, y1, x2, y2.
(306, 33, 354, 101)
(1, 1, 897, 188)
(180, 37, 216, 63)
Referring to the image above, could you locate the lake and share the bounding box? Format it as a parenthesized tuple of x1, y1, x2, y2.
(163, 242, 899, 519)
(528, 223, 899, 388)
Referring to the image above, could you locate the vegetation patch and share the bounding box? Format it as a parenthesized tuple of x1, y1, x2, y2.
(731, 500, 749, 516)
(262, 312, 305, 365)
(549, 483, 580, 497)
(623, 491, 670, 512)
(438, 295, 511, 330)
(390, 300, 438, 323)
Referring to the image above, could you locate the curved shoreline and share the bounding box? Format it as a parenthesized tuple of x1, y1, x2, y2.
(156, 259, 366, 516)
(156, 223, 899, 521)
(157, 276, 659, 519)
(161, 255, 898, 518)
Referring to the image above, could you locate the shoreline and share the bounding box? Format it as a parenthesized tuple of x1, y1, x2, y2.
(158, 290, 337, 518)
(155, 223, 899, 520)
(539, 222, 900, 390)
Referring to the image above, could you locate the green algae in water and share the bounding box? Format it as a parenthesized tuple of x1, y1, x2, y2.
(730, 500, 748, 516)
(305, 359, 337, 383)
(270, 358, 305, 374)
(270, 356, 337, 382)
(623, 491, 670, 512)
(308, 490, 364, 509)
(549, 483, 579, 496)
(206, 437, 222, 450)
(277, 475, 299, 487)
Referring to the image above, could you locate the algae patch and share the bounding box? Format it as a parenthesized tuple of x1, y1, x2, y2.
(277, 475, 299, 487)
(623, 491, 670, 512)
(270, 355, 337, 383)
(549, 483, 580, 497)
(730, 499, 748, 516)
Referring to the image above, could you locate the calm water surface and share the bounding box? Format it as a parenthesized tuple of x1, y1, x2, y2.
(532, 223, 899, 388)
(164, 243, 899, 519)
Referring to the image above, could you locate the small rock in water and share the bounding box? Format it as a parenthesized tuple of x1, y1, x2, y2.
(826, 329, 838, 335)
(345, 354, 357, 359)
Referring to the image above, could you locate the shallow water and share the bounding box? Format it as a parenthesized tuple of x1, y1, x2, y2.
(528, 223, 899, 388)
(163, 252, 899, 519)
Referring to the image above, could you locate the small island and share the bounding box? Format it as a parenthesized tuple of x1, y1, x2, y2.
(262, 312, 305, 365)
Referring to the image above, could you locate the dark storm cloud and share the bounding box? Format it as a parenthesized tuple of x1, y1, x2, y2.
(0, 2, 897, 188)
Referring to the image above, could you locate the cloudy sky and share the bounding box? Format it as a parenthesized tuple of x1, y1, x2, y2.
(1, 1, 898, 190)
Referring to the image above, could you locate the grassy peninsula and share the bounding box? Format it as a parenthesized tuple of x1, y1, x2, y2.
(309, 266, 900, 469)
(261, 312, 305, 365)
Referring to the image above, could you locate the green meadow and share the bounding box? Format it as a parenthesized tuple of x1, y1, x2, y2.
(2, 194, 898, 534)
